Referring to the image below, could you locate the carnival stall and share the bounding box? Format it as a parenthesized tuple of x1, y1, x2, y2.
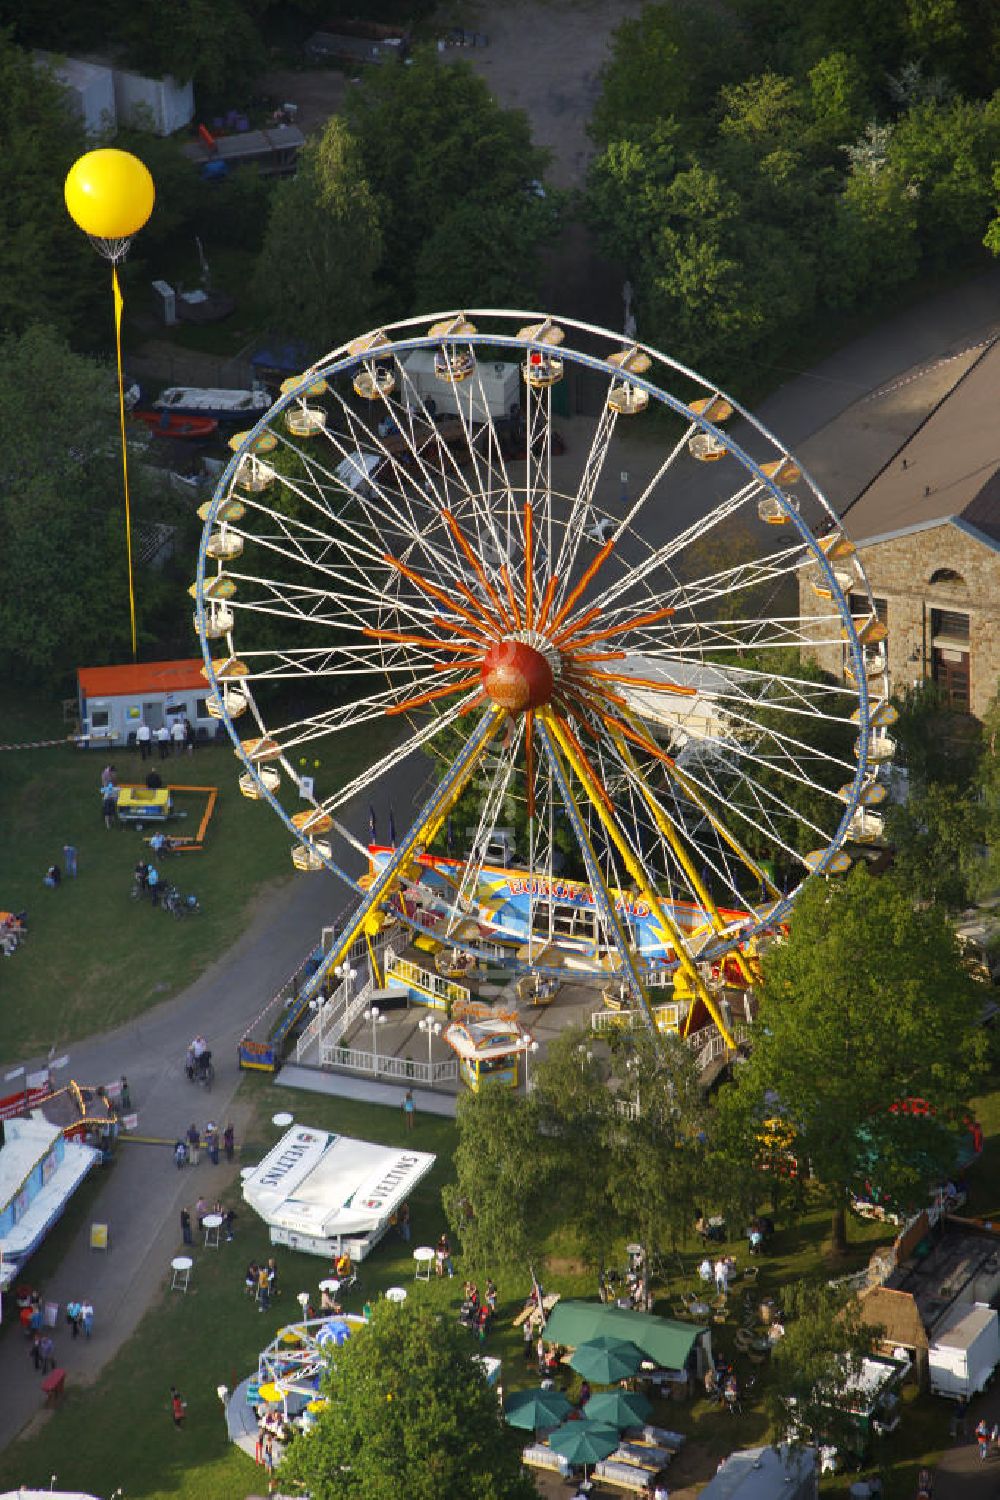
(241, 1125, 435, 1261)
(444, 1015, 534, 1092)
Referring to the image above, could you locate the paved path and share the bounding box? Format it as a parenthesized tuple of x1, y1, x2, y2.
(2, 265, 999, 1455)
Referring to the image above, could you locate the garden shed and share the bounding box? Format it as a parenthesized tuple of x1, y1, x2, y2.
(76, 660, 217, 748)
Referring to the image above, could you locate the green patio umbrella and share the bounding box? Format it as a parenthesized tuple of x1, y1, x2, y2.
(569, 1338, 646, 1384)
(503, 1388, 573, 1431)
(584, 1389, 653, 1428)
(548, 1418, 621, 1472)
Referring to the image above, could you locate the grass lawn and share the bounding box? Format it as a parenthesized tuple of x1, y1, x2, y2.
(0, 684, 398, 1063)
(3, 1071, 988, 1500)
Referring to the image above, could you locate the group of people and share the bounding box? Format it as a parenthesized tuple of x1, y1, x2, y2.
(705, 1359, 741, 1413)
(435, 1233, 454, 1277)
(699, 1255, 738, 1294)
(458, 1278, 497, 1340)
(975, 1417, 1000, 1461)
(134, 858, 162, 904)
(136, 716, 195, 760)
(180, 1197, 236, 1244)
(174, 1117, 233, 1167)
(245, 1258, 280, 1311)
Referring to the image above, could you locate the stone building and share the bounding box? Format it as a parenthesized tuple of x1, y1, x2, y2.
(800, 338, 1000, 718)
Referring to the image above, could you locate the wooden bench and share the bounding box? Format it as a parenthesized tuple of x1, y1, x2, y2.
(41, 1367, 66, 1401)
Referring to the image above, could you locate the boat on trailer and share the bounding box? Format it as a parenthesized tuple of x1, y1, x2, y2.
(152, 385, 272, 422)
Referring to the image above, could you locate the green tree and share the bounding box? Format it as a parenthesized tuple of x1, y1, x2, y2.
(346, 52, 550, 315)
(254, 116, 383, 353)
(279, 1301, 535, 1500)
(590, 2, 747, 143)
(443, 1084, 553, 1277)
(884, 781, 983, 908)
(0, 325, 155, 680)
(733, 866, 987, 1251)
(806, 51, 871, 148)
(412, 194, 558, 311)
(0, 36, 102, 343)
(886, 92, 1000, 267)
(767, 1284, 883, 1453)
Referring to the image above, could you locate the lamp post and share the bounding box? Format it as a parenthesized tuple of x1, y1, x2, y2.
(418, 1015, 442, 1082)
(524, 1039, 539, 1094)
(364, 1005, 386, 1076)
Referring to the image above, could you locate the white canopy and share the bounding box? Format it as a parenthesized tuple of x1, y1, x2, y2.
(242, 1127, 435, 1239)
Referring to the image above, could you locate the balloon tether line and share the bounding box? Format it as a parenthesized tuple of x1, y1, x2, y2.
(113, 264, 138, 659)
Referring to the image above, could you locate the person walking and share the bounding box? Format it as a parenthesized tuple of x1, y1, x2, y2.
(403, 1088, 415, 1131)
(147, 864, 160, 906)
(67, 1299, 81, 1338)
(195, 1196, 208, 1231)
(171, 1386, 187, 1428)
(223, 1123, 235, 1162)
(81, 1301, 94, 1339)
(398, 1200, 411, 1243)
(63, 844, 78, 878)
(29, 1333, 42, 1370)
(184, 716, 195, 756)
(137, 722, 152, 760)
(39, 1335, 54, 1375)
(206, 1123, 220, 1165)
(257, 1264, 270, 1311)
(224, 1207, 237, 1242)
(156, 724, 170, 760)
(186, 1123, 201, 1166)
(120, 1076, 131, 1111)
(976, 1418, 990, 1460)
(171, 717, 186, 756)
(102, 785, 118, 830)
(181, 1208, 193, 1246)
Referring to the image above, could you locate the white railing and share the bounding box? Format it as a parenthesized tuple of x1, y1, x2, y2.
(295, 936, 397, 1062)
(615, 1097, 640, 1121)
(318, 1043, 458, 1085)
(385, 955, 470, 1009)
(591, 1003, 683, 1034)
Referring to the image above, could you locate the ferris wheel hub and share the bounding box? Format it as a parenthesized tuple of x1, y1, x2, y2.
(481, 638, 554, 713)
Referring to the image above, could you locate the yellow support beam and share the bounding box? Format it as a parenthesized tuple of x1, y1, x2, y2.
(543, 711, 737, 1050)
(609, 729, 753, 987)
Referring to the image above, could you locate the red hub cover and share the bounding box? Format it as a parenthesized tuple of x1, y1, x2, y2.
(481, 639, 554, 713)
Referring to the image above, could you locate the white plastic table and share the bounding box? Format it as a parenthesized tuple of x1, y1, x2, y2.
(272, 1112, 294, 1128)
(171, 1256, 193, 1292)
(202, 1213, 223, 1249)
(385, 1286, 407, 1303)
(413, 1247, 434, 1282)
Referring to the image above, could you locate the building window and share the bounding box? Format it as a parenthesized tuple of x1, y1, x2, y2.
(929, 567, 966, 587)
(195, 697, 212, 720)
(89, 707, 109, 729)
(931, 608, 969, 643)
(932, 649, 970, 711)
(849, 592, 887, 624)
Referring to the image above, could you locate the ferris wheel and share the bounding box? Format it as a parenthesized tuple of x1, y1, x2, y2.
(194, 311, 894, 1044)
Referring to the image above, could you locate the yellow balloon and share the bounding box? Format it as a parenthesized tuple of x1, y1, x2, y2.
(64, 149, 155, 240)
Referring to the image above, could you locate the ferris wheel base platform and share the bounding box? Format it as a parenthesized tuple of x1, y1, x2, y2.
(275, 1063, 459, 1119)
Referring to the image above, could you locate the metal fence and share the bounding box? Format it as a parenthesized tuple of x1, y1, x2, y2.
(318, 1044, 458, 1086)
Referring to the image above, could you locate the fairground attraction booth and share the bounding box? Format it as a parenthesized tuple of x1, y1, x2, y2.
(242, 1125, 435, 1261)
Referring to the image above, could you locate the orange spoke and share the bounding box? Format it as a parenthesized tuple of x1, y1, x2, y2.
(441, 510, 512, 630)
(561, 670, 629, 710)
(362, 627, 484, 656)
(564, 650, 627, 664)
(563, 605, 676, 651)
(458, 690, 490, 715)
(525, 708, 535, 820)
(500, 565, 522, 629)
(552, 712, 615, 817)
(597, 709, 676, 768)
(535, 574, 560, 633)
(432, 615, 496, 646)
(549, 538, 616, 633)
(585, 669, 697, 697)
(552, 605, 602, 647)
(386, 677, 481, 716)
(385, 555, 502, 639)
(524, 501, 534, 631)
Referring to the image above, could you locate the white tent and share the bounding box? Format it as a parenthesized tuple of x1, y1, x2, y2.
(242, 1126, 436, 1260)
